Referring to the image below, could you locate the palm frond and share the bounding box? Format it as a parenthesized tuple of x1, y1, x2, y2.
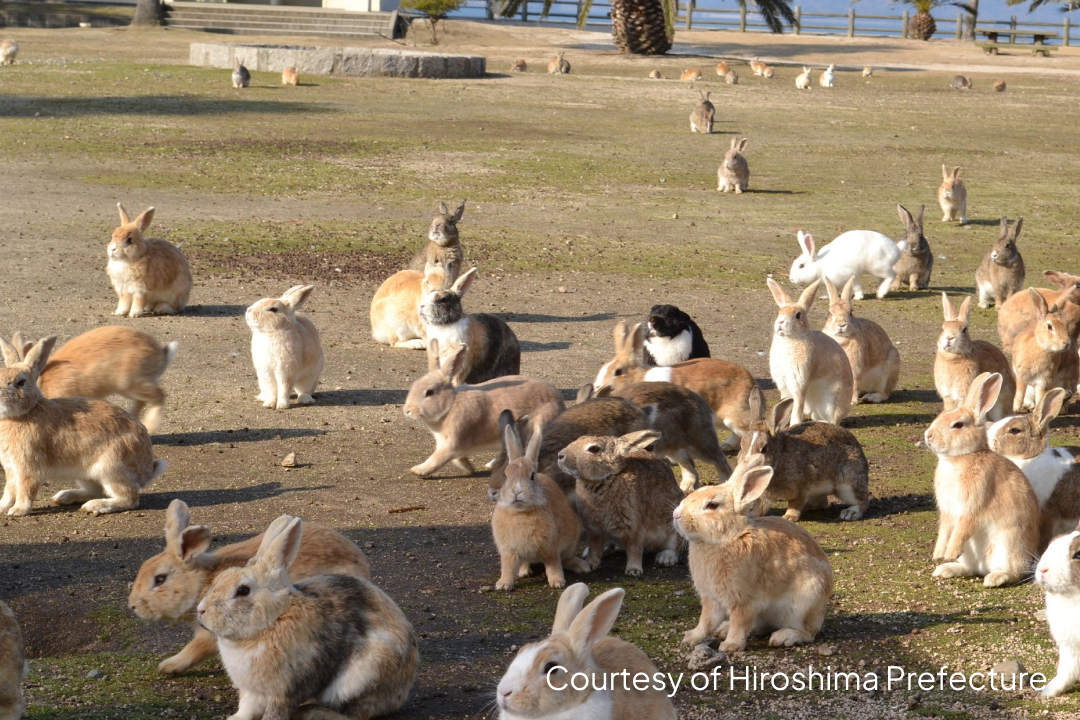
(1007, 0, 1079, 10)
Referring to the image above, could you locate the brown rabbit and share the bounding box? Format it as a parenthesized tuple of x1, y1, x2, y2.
(938, 165, 967, 224)
(107, 204, 192, 317)
(1010, 287, 1078, 412)
(975, 216, 1025, 309)
(281, 66, 298, 86)
(649, 68, 662, 79)
(407, 200, 466, 284)
(548, 52, 570, 74)
(749, 59, 767, 76)
(821, 277, 900, 404)
(511, 59, 527, 72)
(689, 90, 714, 134)
(718, 137, 749, 194)
(998, 270, 1080, 354)
(891, 203, 933, 291)
(715, 61, 729, 76)
(680, 68, 702, 82)
(935, 293, 1016, 419)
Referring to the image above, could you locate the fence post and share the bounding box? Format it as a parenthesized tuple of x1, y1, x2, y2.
(794, 4, 800, 35)
(1010, 15, 1016, 43)
(1066, 16, 1071, 47)
(521, 0, 527, 22)
(739, 4, 746, 31)
(486, 0, 493, 20)
(902, 10, 909, 39)
(684, 0, 693, 30)
(956, 13, 962, 40)
(848, 8, 855, 37)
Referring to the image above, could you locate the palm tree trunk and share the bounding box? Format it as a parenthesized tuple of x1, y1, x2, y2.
(961, 0, 978, 41)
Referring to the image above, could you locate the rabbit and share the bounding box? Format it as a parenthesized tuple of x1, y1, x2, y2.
(680, 68, 702, 82)
(197, 516, 419, 720)
(819, 63, 835, 87)
(767, 278, 854, 425)
(925, 372, 1039, 586)
(674, 453, 834, 651)
(988, 388, 1080, 551)
(600, 380, 733, 490)
(419, 267, 520, 385)
(548, 51, 570, 74)
(642, 304, 710, 366)
(795, 67, 812, 89)
(492, 423, 590, 590)
(107, 204, 192, 317)
(862, 66, 873, 77)
(739, 387, 870, 520)
(749, 58, 767, 76)
(725, 69, 739, 85)
(821, 276, 901, 403)
(594, 321, 759, 450)
(975, 216, 1026, 310)
(495, 583, 676, 720)
(891, 203, 933, 291)
(246, 285, 324, 410)
(1010, 287, 1078, 412)
(405, 340, 564, 478)
(763, 65, 775, 78)
(0, 335, 166, 516)
(280, 65, 298, 85)
(715, 61, 729, 76)
(994, 79, 1007, 92)
(370, 263, 447, 350)
(999, 270, 1080, 355)
(10, 327, 177, 433)
(232, 59, 250, 88)
(129, 498, 370, 676)
(938, 164, 967, 223)
(718, 136, 749, 193)
(0, 39, 17, 66)
(487, 385, 647, 500)
(558, 430, 684, 576)
(0, 601, 25, 720)
(935, 293, 1016, 419)
(689, 90, 714, 134)
(408, 200, 466, 284)
(1034, 528, 1080, 697)
(950, 74, 972, 90)
(788, 229, 901, 300)
(648, 68, 662, 79)
(512, 59, 527, 72)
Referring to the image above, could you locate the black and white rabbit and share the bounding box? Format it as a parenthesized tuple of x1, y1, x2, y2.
(641, 304, 710, 367)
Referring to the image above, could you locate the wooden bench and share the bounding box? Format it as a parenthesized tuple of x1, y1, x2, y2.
(978, 29, 1059, 56)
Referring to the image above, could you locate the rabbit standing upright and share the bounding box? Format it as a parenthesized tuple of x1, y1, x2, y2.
(718, 137, 749, 193)
(247, 285, 324, 410)
(107, 204, 192, 317)
(408, 200, 467, 282)
(232, 59, 250, 88)
(938, 165, 967, 223)
(796, 67, 812, 89)
(819, 63, 835, 87)
(821, 276, 900, 404)
(1035, 529, 1080, 696)
(891, 203, 933, 291)
(1010, 287, 1078, 412)
(689, 91, 714, 134)
(197, 516, 419, 720)
(935, 293, 1016, 419)
(975, 216, 1025, 309)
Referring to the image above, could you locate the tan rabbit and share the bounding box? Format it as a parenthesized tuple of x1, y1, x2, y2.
(938, 165, 967, 224)
(749, 58, 767, 76)
(934, 293, 1016, 419)
(1011, 287, 1078, 412)
(796, 67, 812, 89)
(600, 380, 732, 490)
(511, 59, 527, 72)
(862, 66, 873, 77)
(0, 39, 17, 66)
(408, 200, 466, 283)
(492, 423, 589, 591)
(975, 216, 1025, 309)
(821, 277, 900, 403)
(994, 79, 1007, 92)
(763, 65, 775, 78)
(925, 372, 1039, 587)
(129, 499, 370, 675)
(495, 584, 677, 720)
(739, 387, 870, 521)
(548, 51, 570, 74)
(107, 204, 192, 317)
(675, 453, 833, 651)
(767, 278, 854, 425)
(819, 63, 835, 87)
(0, 336, 166, 516)
(988, 388, 1080, 551)
(246, 285, 324, 410)
(999, 270, 1080, 354)
(715, 61, 729, 76)
(558, 430, 684, 576)
(12, 326, 177, 433)
(648, 68, 662, 79)
(404, 340, 564, 477)
(718, 136, 749, 193)
(487, 386, 647, 499)
(0, 601, 25, 720)
(370, 264, 446, 349)
(689, 90, 714, 134)
(594, 321, 759, 450)
(680, 68, 702, 82)
(281, 65, 298, 86)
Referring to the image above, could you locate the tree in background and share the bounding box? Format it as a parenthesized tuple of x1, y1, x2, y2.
(495, 0, 796, 56)
(955, 0, 978, 41)
(401, 0, 465, 44)
(130, 0, 163, 26)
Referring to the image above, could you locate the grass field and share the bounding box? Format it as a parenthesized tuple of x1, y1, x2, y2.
(2, 21, 1080, 720)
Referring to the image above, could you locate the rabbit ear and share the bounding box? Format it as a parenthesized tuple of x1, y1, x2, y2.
(179, 525, 213, 562)
(0, 336, 20, 367)
(767, 278, 791, 308)
(134, 207, 155, 233)
(164, 498, 191, 554)
(525, 422, 542, 466)
(439, 201, 450, 215)
(22, 336, 56, 380)
(504, 422, 523, 462)
(916, 204, 925, 228)
(451, 200, 466, 223)
(798, 231, 815, 258)
(768, 397, 794, 434)
(798, 279, 821, 310)
(958, 296, 972, 325)
(942, 164, 949, 181)
(897, 204, 913, 229)
(747, 386, 763, 426)
(255, 516, 304, 580)
(1050, 285, 1076, 313)
(738, 138, 748, 152)
(941, 292, 956, 321)
(1031, 288, 1050, 320)
(732, 457, 773, 514)
(952, 166, 961, 181)
(576, 383, 595, 404)
(612, 321, 629, 354)
(999, 216, 1008, 235)
(629, 323, 646, 358)
(445, 344, 468, 382)
(729, 137, 738, 151)
(568, 587, 625, 656)
(281, 285, 315, 310)
(841, 276, 855, 302)
(616, 429, 661, 456)
(823, 276, 839, 305)
(965, 372, 1003, 423)
(10, 332, 29, 360)
(552, 583, 590, 635)
(426, 339, 443, 372)
(1011, 216, 1023, 240)
(450, 267, 477, 296)
(256, 515, 295, 556)
(117, 203, 130, 225)
(1035, 388, 1069, 433)
(593, 384, 614, 398)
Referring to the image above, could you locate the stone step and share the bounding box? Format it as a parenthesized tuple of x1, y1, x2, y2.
(169, 16, 388, 28)
(164, 2, 400, 37)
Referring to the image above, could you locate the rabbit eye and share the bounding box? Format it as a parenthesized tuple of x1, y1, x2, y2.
(586, 445, 601, 455)
(614, 368, 625, 377)
(704, 500, 720, 510)
(543, 661, 559, 675)
(1073, 551, 1080, 561)
(153, 574, 167, 586)
(951, 421, 964, 430)
(125, 237, 133, 245)
(424, 389, 435, 397)
(795, 311, 802, 320)
(1008, 427, 1021, 434)
(268, 307, 278, 313)
(961, 327, 968, 334)
(235, 585, 250, 598)
(1048, 323, 1054, 332)
(14, 378, 25, 388)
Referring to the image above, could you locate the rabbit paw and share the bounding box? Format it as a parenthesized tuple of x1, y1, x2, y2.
(5, 503, 31, 517)
(274, 400, 291, 410)
(682, 628, 708, 646)
(517, 564, 533, 578)
(655, 549, 679, 567)
(495, 578, 514, 591)
(564, 557, 591, 574)
(624, 564, 643, 577)
(983, 572, 1015, 588)
(719, 638, 745, 654)
(1042, 675, 1073, 697)
(261, 398, 276, 409)
(52, 489, 84, 506)
(769, 628, 809, 647)
(932, 562, 969, 579)
(296, 393, 316, 406)
(839, 505, 864, 521)
(157, 655, 192, 676)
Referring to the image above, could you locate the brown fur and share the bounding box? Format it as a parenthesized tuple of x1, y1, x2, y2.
(281, 66, 298, 85)
(718, 137, 749, 193)
(750, 59, 767, 75)
(129, 499, 369, 675)
(407, 200, 466, 284)
(892, 203, 933, 291)
(648, 68, 662, 79)
(822, 276, 900, 403)
(715, 62, 729, 76)
(369, 265, 446, 349)
(0, 601, 25, 720)
(725, 69, 739, 84)
(108, 204, 192, 317)
(548, 52, 570, 74)
(1012, 287, 1077, 412)
(511, 59, 527, 72)
(681, 68, 702, 81)
(975, 216, 1025, 309)
(998, 270, 1080, 355)
(558, 431, 684, 576)
(689, 90, 714, 134)
(935, 293, 1016, 419)
(938, 165, 967, 224)
(738, 388, 870, 521)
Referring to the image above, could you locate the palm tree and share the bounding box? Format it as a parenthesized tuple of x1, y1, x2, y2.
(495, 0, 796, 56)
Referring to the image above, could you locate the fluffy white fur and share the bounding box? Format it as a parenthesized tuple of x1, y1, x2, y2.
(1036, 531, 1080, 697)
(788, 230, 902, 300)
(989, 416, 1074, 507)
(644, 330, 693, 366)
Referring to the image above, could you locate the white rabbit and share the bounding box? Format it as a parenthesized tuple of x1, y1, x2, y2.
(788, 230, 901, 300)
(246, 285, 324, 410)
(1035, 528, 1080, 697)
(796, 67, 812, 89)
(819, 64, 836, 87)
